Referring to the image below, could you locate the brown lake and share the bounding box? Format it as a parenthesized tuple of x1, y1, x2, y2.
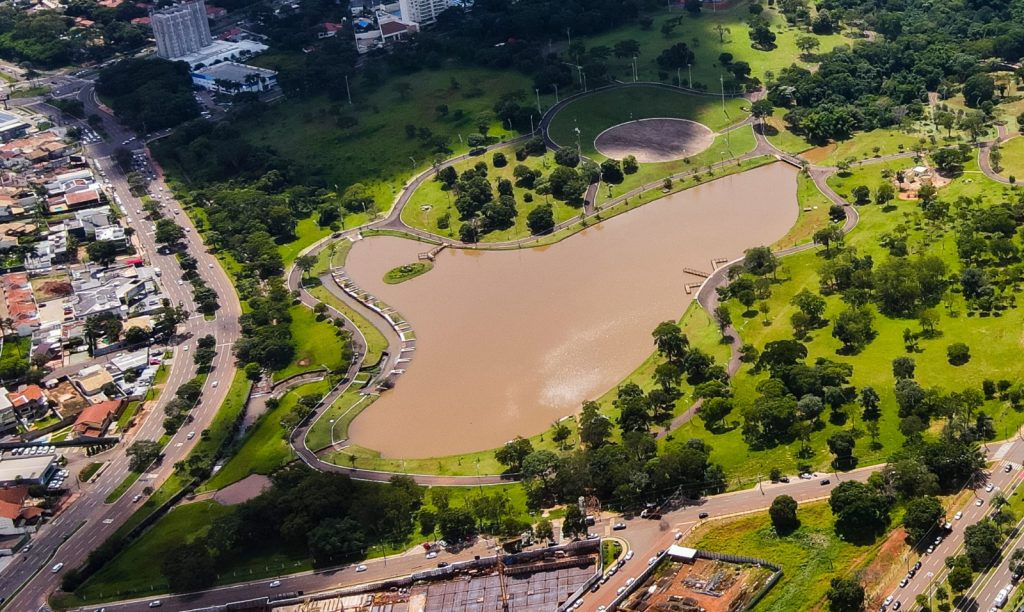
(345, 163, 799, 458)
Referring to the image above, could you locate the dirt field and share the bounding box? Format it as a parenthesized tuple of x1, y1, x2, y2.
(622, 557, 775, 612)
(594, 118, 714, 163)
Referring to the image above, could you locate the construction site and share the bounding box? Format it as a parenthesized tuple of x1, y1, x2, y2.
(273, 540, 600, 612)
(618, 548, 779, 612)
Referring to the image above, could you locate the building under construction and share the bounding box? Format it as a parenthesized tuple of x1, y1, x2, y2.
(273, 540, 600, 612)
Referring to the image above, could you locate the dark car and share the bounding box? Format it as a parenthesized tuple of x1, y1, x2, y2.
(820, 479, 831, 486)
(779, 476, 790, 483)
(698, 512, 709, 519)
(437, 562, 449, 568)
(613, 522, 627, 530)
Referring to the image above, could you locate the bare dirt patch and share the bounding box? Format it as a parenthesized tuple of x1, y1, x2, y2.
(212, 474, 271, 505)
(594, 118, 714, 163)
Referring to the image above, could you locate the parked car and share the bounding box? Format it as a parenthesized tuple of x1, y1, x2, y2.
(355, 565, 367, 572)
(148, 601, 162, 608)
(820, 479, 831, 486)
(612, 522, 626, 530)
(698, 512, 709, 519)
(51, 563, 63, 573)
(269, 580, 281, 588)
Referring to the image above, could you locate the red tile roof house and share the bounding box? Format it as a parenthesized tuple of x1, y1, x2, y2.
(73, 399, 122, 438)
(0, 486, 41, 535)
(7, 385, 49, 421)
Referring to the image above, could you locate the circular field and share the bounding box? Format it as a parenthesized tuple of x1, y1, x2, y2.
(594, 118, 714, 162)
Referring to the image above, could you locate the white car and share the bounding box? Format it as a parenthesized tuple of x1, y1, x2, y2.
(955, 511, 963, 520)
(626, 577, 635, 586)
(986, 483, 995, 492)
(355, 564, 368, 572)
(51, 562, 64, 573)
(208, 263, 214, 268)
(183, 345, 189, 351)
(624, 550, 634, 561)
(186, 431, 195, 440)
(212, 381, 219, 388)
(132, 494, 142, 503)
(616, 587, 626, 595)
(426, 551, 437, 559)
(269, 580, 281, 588)
(977, 498, 985, 506)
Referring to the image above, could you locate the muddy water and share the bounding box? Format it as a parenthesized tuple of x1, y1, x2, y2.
(346, 163, 799, 458)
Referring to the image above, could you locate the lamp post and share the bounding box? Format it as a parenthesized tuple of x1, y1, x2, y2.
(688, 63, 692, 88)
(553, 83, 559, 103)
(535, 88, 541, 113)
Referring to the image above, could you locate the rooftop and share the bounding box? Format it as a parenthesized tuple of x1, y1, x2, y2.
(195, 60, 277, 82)
(0, 453, 55, 483)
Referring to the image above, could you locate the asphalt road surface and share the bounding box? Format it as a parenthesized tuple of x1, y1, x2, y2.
(0, 79, 241, 611)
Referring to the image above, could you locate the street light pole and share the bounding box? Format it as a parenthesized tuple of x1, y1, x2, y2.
(720, 74, 726, 112)
(688, 63, 692, 88)
(344, 74, 352, 105)
(553, 83, 559, 103)
(535, 88, 541, 114)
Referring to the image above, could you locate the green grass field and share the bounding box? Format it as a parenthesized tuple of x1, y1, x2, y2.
(803, 128, 926, 166)
(547, 86, 748, 156)
(401, 143, 582, 241)
(772, 172, 831, 250)
(274, 304, 351, 381)
(573, 3, 849, 92)
(996, 136, 1024, 179)
(689, 501, 887, 611)
(307, 285, 388, 367)
(236, 67, 539, 214)
(305, 388, 375, 451)
(206, 379, 332, 490)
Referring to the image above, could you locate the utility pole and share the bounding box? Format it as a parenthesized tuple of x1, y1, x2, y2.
(566, 27, 571, 49)
(535, 88, 541, 114)
(677, 67, 681, 87)
(553, 83, 559, 103)
(633, 56, 638, 82)
(344, 74, 352, 105)
(688, 63, 692, 88)
(757, 473, 763, 494)
(582, 71, 588, 92)
(720, 74, 726, 112)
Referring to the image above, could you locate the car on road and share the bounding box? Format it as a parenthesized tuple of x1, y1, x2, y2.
(626, 577, 635, 586)
(51, 562, 63, 573)
(132, 494, 142, 503)
(926, 546, 934, 554)
(944, 521, 952, 530)
(800, 473, 812, 479)
(269, 580, 281, 588)
(934, 536, 943, 545)
(1006, 463, 1014, 472)
(355, 564, 367, 572)
(625, 550, 634, 561)
(955, 511, 963, 520)
(208, 263, 214, 268)
(183, 345, 189, 351)
(648, 556, 658, 565)
(987, 483, 995, 492)
(977, 498, 985, 506)
(613, 522, 626, 530)
(426, 551, 437, 559)
(212, 381, 219, 387)
(913, 561, 922, 571)
(437, 562, 449, 568)
(892, 601, 901, 610)
(779, 476, 790, 483)
(148, 601, 162, 608)
(616, 587, 626, 595)
(698, 512, 709, 519)
(899, 578, 908, 587)
(820, 479, 831, 486)
(186, 431, 195, 440)
(884, 595, 894, 606)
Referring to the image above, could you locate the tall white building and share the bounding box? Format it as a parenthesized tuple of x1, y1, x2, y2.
(151, 0, 213, 59)
(398, 0, 450, 25)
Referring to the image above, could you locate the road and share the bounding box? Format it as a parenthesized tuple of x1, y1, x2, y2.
(876, 439, 1024, 612)
(0, 78, 242, 610)
(67, 466, 879, 611)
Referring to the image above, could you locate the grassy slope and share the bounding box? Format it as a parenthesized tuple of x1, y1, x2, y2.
(997, 136, 1024, 179)
(206, 379, 333, 490)
(689, 502, 886, 611)
(274, 304, 351, 381)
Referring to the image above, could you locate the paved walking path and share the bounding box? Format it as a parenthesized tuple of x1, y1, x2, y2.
(281, 84, 1013, 485)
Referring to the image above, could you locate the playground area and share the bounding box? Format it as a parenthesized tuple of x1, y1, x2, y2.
(594, 118, 715, 163)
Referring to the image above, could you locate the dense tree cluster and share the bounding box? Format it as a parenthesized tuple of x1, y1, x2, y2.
(96, 59, 200, 132)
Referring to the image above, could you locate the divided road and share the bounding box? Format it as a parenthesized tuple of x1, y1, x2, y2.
(0, 81, 242, 611)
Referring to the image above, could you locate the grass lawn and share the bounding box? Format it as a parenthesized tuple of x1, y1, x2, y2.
(763, 116, 814, 155)
(236, 66, 537, 213)
(115, 401, 140, 431)
(274, 304, 351, 381)
(688, 501, 887, 611)
(311, 238, 354, 277)
(206, 379, 332, 490)
(384, 262, 433, 284)
(69, 501, 311, 604)
(996, 136, 1024, 179)
(573, 4, 849, 92)
(278, 217, 333, 266)
(400, 144, 582, 242)
(771, 172, 832, 250)
(547, 86, 748, 157)
(78, 462, 103, 482)
(305, 388, 375, 451)
(0, 336, 30, 375)
(104, 472, 141, 504)
(803, 128, 927, 166)
(308, 284, 388, 367)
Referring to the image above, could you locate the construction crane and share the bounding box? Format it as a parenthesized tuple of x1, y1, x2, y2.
(498, 555, 510, 611)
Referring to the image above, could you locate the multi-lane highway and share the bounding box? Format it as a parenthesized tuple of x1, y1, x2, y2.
(0, 79, 241, 610)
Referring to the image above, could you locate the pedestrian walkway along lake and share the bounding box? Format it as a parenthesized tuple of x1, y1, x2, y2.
(345, 163, 800, 458)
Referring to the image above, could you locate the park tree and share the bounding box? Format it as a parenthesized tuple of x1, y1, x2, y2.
(622, 155, 639, 175)
(875, 182, 895, 206)
(579, 401, 613, 448)
(743, 246, 779, 278)
(792, 289, 827, 325)
(851, 185, 870, 204)
(127, 440, 162, 472)
(750, 24, 777, 48)
(964, 519, 1002, 569)
(963, 73, 995, 107)
(438, 507, 476, 543)
(652, 321, 689, 363)
(527, 204, 555, 235)
(535, 518, 554, 541)
(860, 386, 881, 420)
(795, 35, 820, 56)
(699, 396, 733, 430)
(495, 437, 534, 472)
(613, 39, 641, 58)
(161, 540, 215, 592)
(562, 504, 588, 539)
(948, 563, 974, 593)
(656, 43, 695, 69)
(826, 577, 865, 612)
(832, 305, 876, 353)
(827, 430, 856, 465)
(600, 159, 624, 184)
(751, 99, 774, 125)
(892, 356, 916, 380)
(829, 480, 891, 541)
(947, 342, 971, 365)
(902, 495, 943, 541)
(554, 147, 580, 167)
(86, 240, 120, 266)
(932, 147, 967, 173)
(307, 517, 366, 564)
(769, 494, 799, 533)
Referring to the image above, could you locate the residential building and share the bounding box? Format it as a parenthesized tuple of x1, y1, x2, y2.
(191, 61, 278, 94)
(72, 399, 121, 438)
(76, 365, 114, 396)
(398, 0, 449, 25)
(0, 273, 39, 337)
(0, 486, 43, 535)
(0, 392, 15, 436)
(94, 225, 127, 246)
(151, 0, 213, 59)
(174, 38, 268, 69)
(7, 385, 49, 422)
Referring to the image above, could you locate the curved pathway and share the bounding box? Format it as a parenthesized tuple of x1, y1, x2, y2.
(283, 86, 1002, 484)
(979, 123, 1013, 184)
